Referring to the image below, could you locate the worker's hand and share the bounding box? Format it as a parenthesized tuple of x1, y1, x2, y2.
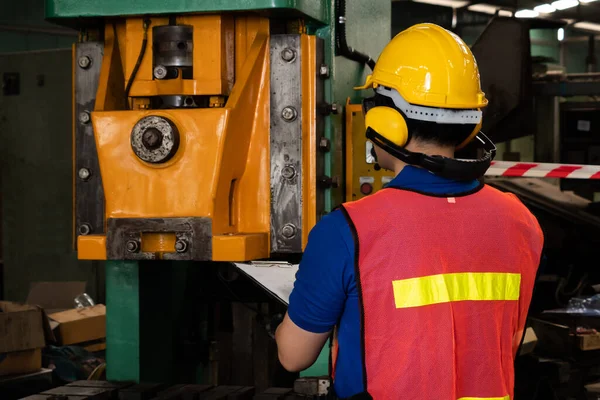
(265, 313, 284, 339)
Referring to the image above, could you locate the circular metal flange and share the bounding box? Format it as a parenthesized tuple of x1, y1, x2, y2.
(131, 116, 180, 164)
(153, 25, 193, 67)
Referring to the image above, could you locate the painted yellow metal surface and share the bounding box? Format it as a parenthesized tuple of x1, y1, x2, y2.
(79, 16, 272, 261)
(345, 100, 394, 202)
(141, 233, 176, 254)
(118, 15, 235, 99)
(213, 233, 269, 261)
(78, 235, 108, 260)
(301, 34, 317, 250)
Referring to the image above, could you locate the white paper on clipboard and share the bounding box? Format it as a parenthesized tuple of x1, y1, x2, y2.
(233, 262, 298, 305)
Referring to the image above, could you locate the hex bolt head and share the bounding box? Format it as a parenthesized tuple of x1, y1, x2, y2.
(319, 137, 331, 152)
(79, 111, 91, 124)
(126, 240, 139, 253)
(319, 64, 330, 78)
(281, 165, 296, 180)
(281, 47, 296, 62)
(78, 56, 91, 69)
(153, 65, 168, 80)
(281, 106, 298, 122)
(281, 223, 297, 239)
(79, 224, 91, 236)
(330, 103, 339, 114)
(78, 168, 91, 181)
(175, 240, 188, 253)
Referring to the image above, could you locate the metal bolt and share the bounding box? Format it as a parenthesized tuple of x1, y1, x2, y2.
(281, 224, 297, 239)
(78, 168, 91, 181)
(175, 240, 188, 253)
(319, 64, 330, 78)
(79, 224, 91, 236)
(319, 137, 331, 152)
(142, 128, 163, 150)
(153, 65, 168, 80)
(281, 47, 296, 62)
(319, 175, 340, 189)
(79, 111, 90, 124)
(320, 103, 339, 116)
(281, 106, 298, 121)
(78, 56, 91, 69)
(126, 240, 139, 253)
(281, 165, 296, 180)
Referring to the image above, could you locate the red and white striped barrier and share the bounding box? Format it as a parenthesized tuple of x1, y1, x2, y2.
(486, 161, 600, 179)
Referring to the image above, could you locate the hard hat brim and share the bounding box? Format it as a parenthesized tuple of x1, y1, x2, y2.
(354, 74, 374, 90)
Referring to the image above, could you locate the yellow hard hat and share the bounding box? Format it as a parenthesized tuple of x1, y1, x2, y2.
(355, 23, 488, 109)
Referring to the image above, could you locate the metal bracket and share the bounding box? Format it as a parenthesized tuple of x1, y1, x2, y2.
(106, 217, 212, 261)
(270, 35, 303, 253)
(75, 42, 105, 243)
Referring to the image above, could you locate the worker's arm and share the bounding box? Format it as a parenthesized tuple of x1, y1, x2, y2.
(275, 210, 353, 372)
(275, 313, 330, 372)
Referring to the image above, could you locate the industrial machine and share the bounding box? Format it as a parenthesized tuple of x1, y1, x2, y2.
(45, 0, 389, 385)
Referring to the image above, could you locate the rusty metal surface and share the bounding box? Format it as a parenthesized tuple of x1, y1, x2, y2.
(130, 116, 180, 163)
(270, 35, 303, 254)
(75, 41, 105, 241)
(106, 217, 212, 260)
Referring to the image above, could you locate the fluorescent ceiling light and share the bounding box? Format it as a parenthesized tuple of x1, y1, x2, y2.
(558, 27, 565, 41)
(412, 0, 470, 7)
(580, 0, 598, 3)
(498, 10, 514, 16)
(551, 0, 579, 10)
(534, 3, 556, 12)
(467, 3, 499, 13)
(573, 21, 600, 32)
(515, 9, 539, 17)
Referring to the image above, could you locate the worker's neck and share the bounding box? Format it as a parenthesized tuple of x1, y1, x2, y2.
(392, 142, 455, 175)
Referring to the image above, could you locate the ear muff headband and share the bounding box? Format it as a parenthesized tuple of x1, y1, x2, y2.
(365, 126, 496, 181)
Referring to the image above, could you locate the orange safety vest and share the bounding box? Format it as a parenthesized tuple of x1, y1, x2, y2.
(334, 184, 543, 400)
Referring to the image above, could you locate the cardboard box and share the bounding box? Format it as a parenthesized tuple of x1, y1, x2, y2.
(0, 302, 52, 376)
(26, 281, 87, 314)
(0, 302, 46, 353)
(519, 327, 538, 355)
(0, 348, 41, 376)
(48, 305, 106, 346)
(578, 332, 600, 351)
(23, 281, 106, 346)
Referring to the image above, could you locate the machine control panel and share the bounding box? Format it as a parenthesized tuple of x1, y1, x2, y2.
(345, 101, 394, 202)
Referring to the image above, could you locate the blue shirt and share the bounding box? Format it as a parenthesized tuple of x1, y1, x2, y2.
(287, 166, 480, 398)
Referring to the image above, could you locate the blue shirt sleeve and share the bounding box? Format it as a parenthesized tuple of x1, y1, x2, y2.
(288, 209, 354, 333)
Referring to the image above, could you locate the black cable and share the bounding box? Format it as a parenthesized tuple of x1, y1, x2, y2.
(124, 19, 151, 110)
(335, 0, 376, 71)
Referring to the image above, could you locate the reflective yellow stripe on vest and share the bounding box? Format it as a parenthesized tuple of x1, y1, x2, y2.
(458, 396, 510, 400)
(392, 272, 521, 309)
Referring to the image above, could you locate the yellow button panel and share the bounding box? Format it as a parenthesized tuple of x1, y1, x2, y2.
(345, 101, 394, 202)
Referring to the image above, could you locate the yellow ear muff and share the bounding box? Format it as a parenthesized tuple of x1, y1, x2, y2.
(455, 120, 482, 150)
(364, 106, 409, 147)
